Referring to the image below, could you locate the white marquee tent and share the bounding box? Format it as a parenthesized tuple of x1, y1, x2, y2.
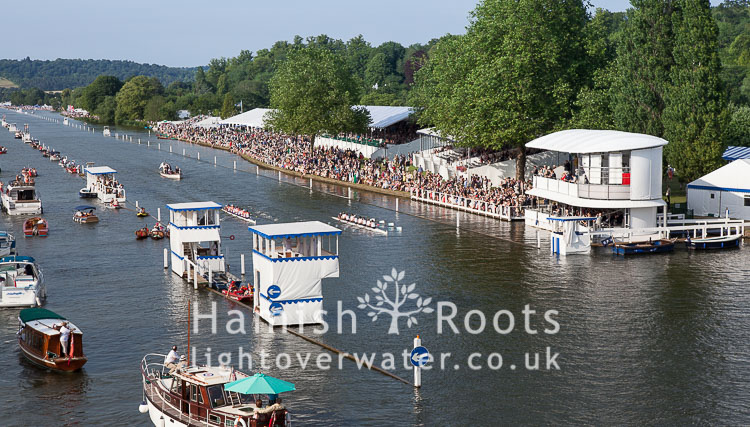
(218, 106, 412, 129)
(687, 159, 750, 219)
(219, 108, 273, 128)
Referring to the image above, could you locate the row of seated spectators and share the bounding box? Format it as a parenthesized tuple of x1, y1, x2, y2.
(153, 120, 531, 215)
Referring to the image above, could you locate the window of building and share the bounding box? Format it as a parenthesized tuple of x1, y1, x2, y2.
(710, 193, 715, 199)
(744, 196, 750, 207)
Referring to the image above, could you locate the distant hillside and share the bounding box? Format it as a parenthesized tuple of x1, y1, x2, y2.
(0, 58, 197, 90)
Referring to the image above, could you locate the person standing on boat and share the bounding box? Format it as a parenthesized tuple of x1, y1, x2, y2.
(59, 321, 71, 358)
(164, 346, 179, 370)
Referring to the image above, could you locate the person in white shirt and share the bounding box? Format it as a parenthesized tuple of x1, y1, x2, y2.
(57, 321, 71, 357)
(164, 346, 179, 370)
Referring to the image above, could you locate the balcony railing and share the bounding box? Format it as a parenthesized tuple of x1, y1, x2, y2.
(533, 176, 630, 200)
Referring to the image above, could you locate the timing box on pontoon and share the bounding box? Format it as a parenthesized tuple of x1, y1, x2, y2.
(167, 202, 226, 279)
(249, 221, 341, 326)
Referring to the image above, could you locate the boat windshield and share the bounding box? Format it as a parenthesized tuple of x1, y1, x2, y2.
(206, 385, 227, 408)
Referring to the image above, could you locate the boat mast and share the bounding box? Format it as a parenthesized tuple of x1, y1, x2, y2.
(187, 300, 191, 366)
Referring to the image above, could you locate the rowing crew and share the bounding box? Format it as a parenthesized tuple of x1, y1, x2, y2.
(338, 213, 377, 229)
(224, 205, 251, 219)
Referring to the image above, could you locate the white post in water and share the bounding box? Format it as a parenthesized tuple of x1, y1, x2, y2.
(241, 254, 245, 276)
(536, 230, 541, 249)
(197, 152, 200, 161)
(456, 214, 460, 228)
(158, 143, 161, 150)
(170, 145, 172, 153)
(163, 248, 168, 269)
(233, 160, 236, 170)
(136, 200, 139, 208)
(194, 267, 198, 290)
(396, 198, 399, 212)
(138, 138, 141, 144)
(214, 156, 217, 165)
(157, 208, 161, 222)
(279, 170, 281, 181)
(348, 187, 352, 199)
(183, 148, 186, 156)
(413, 335, 423, 388)
(148, 140, 150, 146)
(309, 178, 313, 189)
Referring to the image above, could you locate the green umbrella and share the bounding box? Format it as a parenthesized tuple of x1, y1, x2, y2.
(224, 373, 296, 395)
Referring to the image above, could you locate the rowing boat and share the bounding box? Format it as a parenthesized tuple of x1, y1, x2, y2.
(332, 217, 388, 235)
(222, 206, 256, 224)
(686, 234, 742, 250)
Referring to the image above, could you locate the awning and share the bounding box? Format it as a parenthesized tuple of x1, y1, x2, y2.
(722, 146, 750, 161)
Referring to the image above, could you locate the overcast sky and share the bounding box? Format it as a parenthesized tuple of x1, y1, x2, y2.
(4, 0, 724, 67)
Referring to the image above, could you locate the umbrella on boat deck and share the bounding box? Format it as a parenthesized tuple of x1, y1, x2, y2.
(75, 205, 96, 211)
(224, 373, 296, 395)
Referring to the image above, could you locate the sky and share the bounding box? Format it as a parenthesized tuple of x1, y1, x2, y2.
(3, 0, 725, 67)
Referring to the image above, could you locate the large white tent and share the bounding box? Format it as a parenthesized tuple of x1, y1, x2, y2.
(194, 116, 221, 128)
(687, 159, 750, 219)
(219, 106, 412, 129)
(218, 108, 273, 128)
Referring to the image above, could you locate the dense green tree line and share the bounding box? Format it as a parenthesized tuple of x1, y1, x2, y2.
(0, 58, 195, 90)
(411, 0, 750, 182)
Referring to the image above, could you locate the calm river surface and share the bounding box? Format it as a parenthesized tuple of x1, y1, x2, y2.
(0, 110, 749, 426)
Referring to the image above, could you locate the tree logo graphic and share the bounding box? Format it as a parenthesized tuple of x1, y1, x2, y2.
(356, 268, 434, 335)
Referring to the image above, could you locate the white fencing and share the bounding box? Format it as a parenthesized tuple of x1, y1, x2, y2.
(410, 188, 524, 221)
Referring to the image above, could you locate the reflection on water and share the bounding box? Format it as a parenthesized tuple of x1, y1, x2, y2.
(0, 110, 748, 425)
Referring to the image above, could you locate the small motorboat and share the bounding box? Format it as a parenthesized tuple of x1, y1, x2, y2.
(73, 206, 99, 223)
(23, 217, 48, 237)
(50, 152, 61, 161)
(107, 199, 122, 209)
(150, 222, 166, 240)
(21, 167, 37, 177)
(14, 131, 22, 139)
(102, 126, 110, 137)
(136, 207, 149, 218)
(79, 187, 97, 198)
(159, 162, 181, 180)
(686, 234, 742, 250)
(613, 239, 676, 255)
(135, 226, 149, 240)
(221, 281, 254, 303)
(0, 146, 7, 154)
(18, 308, 87, 372)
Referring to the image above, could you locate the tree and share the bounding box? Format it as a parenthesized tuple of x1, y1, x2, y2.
(611, 0, 676, 137)
(726, 103, 750, 145)
(663, 0, 729, 182)
(266, 46, 371, 147)
(365, 52, 389, 89)
(412, 0, 588, 179)
(79, 75, 123, 112)
(220, 93, 236, 119)
(96, 95, 117, 123)
(114, 75, 162, 123)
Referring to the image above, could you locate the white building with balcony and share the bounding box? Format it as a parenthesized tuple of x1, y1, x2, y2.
(249, 221, 341, 326)
(167, 202, 225, 279)
(524, 130, 668, 239)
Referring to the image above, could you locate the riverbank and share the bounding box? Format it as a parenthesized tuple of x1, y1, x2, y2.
(164, 135, 411, 199)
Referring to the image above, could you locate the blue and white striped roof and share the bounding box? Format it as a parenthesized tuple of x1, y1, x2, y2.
(722, 146, 750, 161)
(167, 201, 222, 211)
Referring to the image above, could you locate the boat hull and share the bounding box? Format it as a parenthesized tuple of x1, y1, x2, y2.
(159, 172, 181, 180)
(332, 217, 388, 235)
(19, 345, 87, 372)
(223, 208, 256, 223)
(613, 240, 675, 255)
(687, 236, 741, 250)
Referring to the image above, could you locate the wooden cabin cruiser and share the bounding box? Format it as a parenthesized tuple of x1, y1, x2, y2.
(159, 162, 182, 180)
(140, 354, 291, 427)
(23, 217, 49, 237)
(14, 130, 23, 139)
(22, 132, 32, 143)
(102, 126, 111, 137)
(8, 123, 18, 132)
(0, 256, 45, 308)
(84, 166, 126, 203)
(2, 180, 42, 215)
(17, 308, 87, 371)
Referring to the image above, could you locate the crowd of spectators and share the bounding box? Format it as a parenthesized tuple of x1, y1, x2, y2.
(153, 120, 531, 216)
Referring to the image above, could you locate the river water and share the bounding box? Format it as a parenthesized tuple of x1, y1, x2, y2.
(0, 110, 748, 426)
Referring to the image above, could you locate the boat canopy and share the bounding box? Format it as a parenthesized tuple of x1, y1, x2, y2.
(85, 166, 117, 175)
(0, 255, 35, 263)
(19, 308, 65, 323)
(75, 205, 96, 211)
(167, 201, 222, 211)
(249, 221, 342, 239)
